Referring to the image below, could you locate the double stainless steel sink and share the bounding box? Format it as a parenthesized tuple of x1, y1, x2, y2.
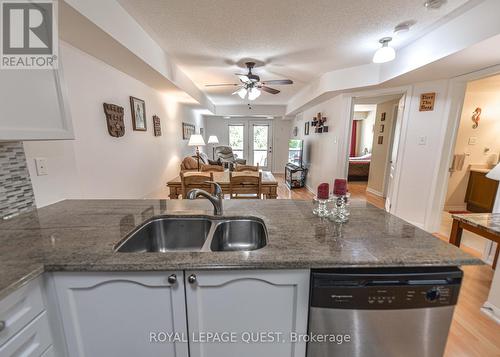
(115, 215, 268, 253)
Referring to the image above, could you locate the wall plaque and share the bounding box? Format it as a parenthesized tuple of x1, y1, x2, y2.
(103, 103, 125, 137)
(153, 115, 161, 136)
(419, 92, 436, 111)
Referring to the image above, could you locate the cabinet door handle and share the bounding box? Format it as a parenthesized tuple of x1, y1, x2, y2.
(188, 274, 197, 284)
(0, 320, 5, 332)
(168, 274, 177, 284)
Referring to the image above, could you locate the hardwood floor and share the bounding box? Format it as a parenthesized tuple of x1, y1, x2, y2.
(274, 174, 500, 357)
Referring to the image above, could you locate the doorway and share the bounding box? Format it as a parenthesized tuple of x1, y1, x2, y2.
(438, 74, 500, 262)
(346, 94, 404, 209)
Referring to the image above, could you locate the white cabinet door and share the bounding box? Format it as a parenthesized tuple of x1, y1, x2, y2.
(0, 68, 73, 141)
(185, 269, 309, 357)
(53, 272, 188, 357)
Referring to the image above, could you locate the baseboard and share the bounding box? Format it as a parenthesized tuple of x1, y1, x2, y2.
(481, 302, 500, 325)
(366, 187, 384, 197)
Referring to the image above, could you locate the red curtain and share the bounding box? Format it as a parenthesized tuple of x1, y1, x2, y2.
(350, 120, 358, 157)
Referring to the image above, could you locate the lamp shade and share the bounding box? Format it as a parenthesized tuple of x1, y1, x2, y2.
(208, 135, 219, 144)
(188, 134, 205, 146)
(486, 163, 500, 181)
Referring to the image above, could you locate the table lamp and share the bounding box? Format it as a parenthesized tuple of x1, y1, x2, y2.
(188, 134, 206, 171)
(208, 135, 219, 160)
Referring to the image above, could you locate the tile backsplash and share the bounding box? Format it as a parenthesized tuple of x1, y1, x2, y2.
(0, 142, 36, 219)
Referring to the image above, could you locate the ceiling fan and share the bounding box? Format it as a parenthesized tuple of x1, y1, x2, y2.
(205, 62, 293, 100)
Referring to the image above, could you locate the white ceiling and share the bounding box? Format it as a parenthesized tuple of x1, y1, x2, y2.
(118, 0, 474, 105)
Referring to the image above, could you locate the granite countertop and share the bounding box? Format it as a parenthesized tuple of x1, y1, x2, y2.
(452, 213, 500, 236)
(0, 199, 481, 299)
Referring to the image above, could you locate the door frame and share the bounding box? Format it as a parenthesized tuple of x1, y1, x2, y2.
(427, 64, 500, 262)
(341, 85, 413, 214)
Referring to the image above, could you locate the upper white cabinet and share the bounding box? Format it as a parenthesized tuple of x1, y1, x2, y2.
(185, 269, 310, 357)
(53, 272, 188, 357)
(0, 68, 74, 141)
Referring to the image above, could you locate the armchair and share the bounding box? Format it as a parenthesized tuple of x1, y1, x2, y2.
(214, 146, 246, 169)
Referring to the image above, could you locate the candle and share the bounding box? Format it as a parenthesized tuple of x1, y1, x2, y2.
(333, 179, 347, 196)
(317, 183, 330, 199)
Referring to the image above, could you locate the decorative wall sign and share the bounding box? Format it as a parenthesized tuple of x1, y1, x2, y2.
(471, 107, 481, 129)
(312, 112, 328, 133)
(378, 136, 384, 145)
(419, 92, 436, 111)
(152, 115, 161, 136)
(182, 122, 195, 140)
(103, 103, 125, 138)
(304, 121, 309, 135)
(380, 124, 385, 133)
(381, 112, 386, 121)
(130, 96, 147, 131)
(293, 126, 298, 137)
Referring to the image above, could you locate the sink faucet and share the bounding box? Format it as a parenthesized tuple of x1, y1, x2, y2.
(187, 181, 224, 216)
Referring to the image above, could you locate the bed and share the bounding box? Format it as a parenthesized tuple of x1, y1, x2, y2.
(348, 154, 371, 181)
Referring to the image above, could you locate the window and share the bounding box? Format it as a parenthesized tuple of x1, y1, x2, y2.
(228, 124, 244, 160)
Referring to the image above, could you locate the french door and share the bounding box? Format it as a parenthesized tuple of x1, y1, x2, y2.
(228, 121, 273, 171)
(249, 121, 272, 171)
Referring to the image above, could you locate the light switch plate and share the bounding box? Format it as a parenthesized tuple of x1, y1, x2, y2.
(468, 137, 477, 145)
(418, 136, 427, 145)
(35, 158, 48, 176)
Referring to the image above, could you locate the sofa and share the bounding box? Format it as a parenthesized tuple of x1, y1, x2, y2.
(180, 152, 222, 173)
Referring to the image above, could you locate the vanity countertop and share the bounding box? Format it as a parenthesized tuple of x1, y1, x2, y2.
(0, 199, 481, 299)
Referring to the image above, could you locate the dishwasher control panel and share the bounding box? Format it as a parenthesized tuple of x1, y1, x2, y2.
(310, 268, 462, 310)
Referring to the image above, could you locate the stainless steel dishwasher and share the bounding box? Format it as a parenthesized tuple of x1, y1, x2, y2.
(307, 267, 462, 357)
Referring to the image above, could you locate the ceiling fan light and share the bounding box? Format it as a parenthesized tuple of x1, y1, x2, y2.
(238, 75, 250, 83)
(373, 38, 396, 63)
(248, 87, 261, 101)
(237, 87, 247, 99)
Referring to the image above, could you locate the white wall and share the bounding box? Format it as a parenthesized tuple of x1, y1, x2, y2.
(290, 95, 348, 191)
(445, 76, 500, 209)
(204, 116, 291, 173)
(355, 110, 375, 156)
(24, 43, 205, 207)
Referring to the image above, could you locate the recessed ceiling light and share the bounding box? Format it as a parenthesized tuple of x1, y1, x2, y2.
(372, 37, 396, 64)
(424, 0, 447, 10)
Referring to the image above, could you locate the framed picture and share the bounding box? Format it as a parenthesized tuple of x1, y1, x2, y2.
(381, 112, 386, 121)
(130, 96, 147, 131)
(304, 122, 310, 135)
(293, 126, 298, 137)
(182, 122, 195, 140)
(200, 128, 204, 136)
(380, 124, 385, 133)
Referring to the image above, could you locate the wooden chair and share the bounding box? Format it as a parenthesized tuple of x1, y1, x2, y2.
(229, 172, 262, 199)
(234, 163, 259, 172)
(181, 172, 214, 198)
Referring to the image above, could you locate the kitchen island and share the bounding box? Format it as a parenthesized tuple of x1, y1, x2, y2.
(0, 199, 481, 357)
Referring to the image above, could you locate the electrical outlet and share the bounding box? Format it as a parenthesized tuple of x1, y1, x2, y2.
(35, 158, 48, 176)
(468, 137, 477, 145)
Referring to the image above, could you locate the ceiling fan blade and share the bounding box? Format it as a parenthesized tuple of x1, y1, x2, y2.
(260, 86, 280, 95)
(205, 83, 240, 87)
(261, 79, 293, 85)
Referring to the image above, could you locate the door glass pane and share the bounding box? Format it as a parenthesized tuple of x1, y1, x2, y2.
(229, 125, 244, 160)
(253, 125, 268, 166)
